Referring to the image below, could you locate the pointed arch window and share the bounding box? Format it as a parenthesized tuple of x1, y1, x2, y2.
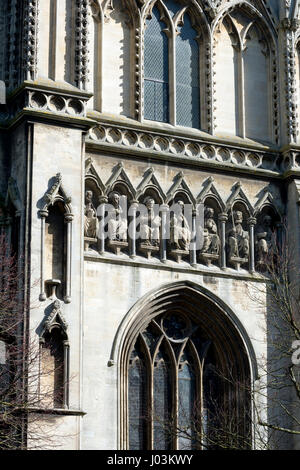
(125, 289, 252, 450)
(143, 1, 201, 129)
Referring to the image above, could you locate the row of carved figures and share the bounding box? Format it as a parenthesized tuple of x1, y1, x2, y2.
(84, 189, 279, 272)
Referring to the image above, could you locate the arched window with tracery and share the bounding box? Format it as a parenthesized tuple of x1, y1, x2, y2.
(124, 285, 252, 450)
(143, 0, 204, 129)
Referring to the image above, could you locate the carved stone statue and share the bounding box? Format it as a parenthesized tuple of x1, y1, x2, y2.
(140, 196, 161, 246)
(201, 207, 220, 254)
(228, 210, 249, 259)
(107, 191, 127, 241)
(256, 214, 275, 264)
(170, 200, 191, 251)
(84, 190, 99, 239)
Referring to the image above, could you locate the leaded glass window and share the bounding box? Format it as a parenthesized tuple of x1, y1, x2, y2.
(176, 14, 200, 128)
(143, 1, 200, 129)
(127, 309, 251, 450)
(144, 6, 169, 122)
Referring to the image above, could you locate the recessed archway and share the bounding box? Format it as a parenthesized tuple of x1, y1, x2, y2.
(114, 281, 257, 450)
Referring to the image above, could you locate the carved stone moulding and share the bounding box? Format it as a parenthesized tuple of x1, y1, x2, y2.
(28, 91, 86, 117)
(1, 84, 92, 127)
(87, 124, 281, 174)
(282, 151, 300, 173)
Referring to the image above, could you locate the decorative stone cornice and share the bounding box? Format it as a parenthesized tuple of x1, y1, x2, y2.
(0, 82, 94, 129)
(87, 123, 281, 176)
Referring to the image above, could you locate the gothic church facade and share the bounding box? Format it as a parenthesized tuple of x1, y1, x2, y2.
(0, 0, 300, 450)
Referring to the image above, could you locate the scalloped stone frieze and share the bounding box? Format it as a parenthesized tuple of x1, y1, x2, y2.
(28, 91, 86, 116)
(87, 124, 281, 174)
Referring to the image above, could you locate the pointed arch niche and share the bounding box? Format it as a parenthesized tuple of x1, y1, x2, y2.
(39, 174, 73, 304)
(117, 282, 256, 450)
(213, 8, 274, 143)
(39, 300, 69, 409)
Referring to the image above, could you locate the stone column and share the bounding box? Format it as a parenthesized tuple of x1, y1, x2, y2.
(64, 213, 74, 303)
(39, 209, 48, 301)
(129, 200, 138, 259)
(98, 196, 108, 255)
(190, 208, 198, 267)
(218, 212, 228, 270)
(248, 216, 257, 274)
(160, 205, 169, 263)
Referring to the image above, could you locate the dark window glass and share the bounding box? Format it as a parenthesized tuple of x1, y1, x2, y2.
(144, 7, 169, 122)
(128, 344, 148, 450)
(176, 14, 200, 128)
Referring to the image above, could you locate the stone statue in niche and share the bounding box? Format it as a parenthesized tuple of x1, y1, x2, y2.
(84, 190, 99, 239)
(170, 200, 191, 251)
(256, 214, 275, 266)
(199, 207, 220, 266)
(201, 207, 220, 255)
(139, 196, 161, 260)
(228, 210, 249, 267)
(107, 191, 128, 242)
(140, 196, 161, 246)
